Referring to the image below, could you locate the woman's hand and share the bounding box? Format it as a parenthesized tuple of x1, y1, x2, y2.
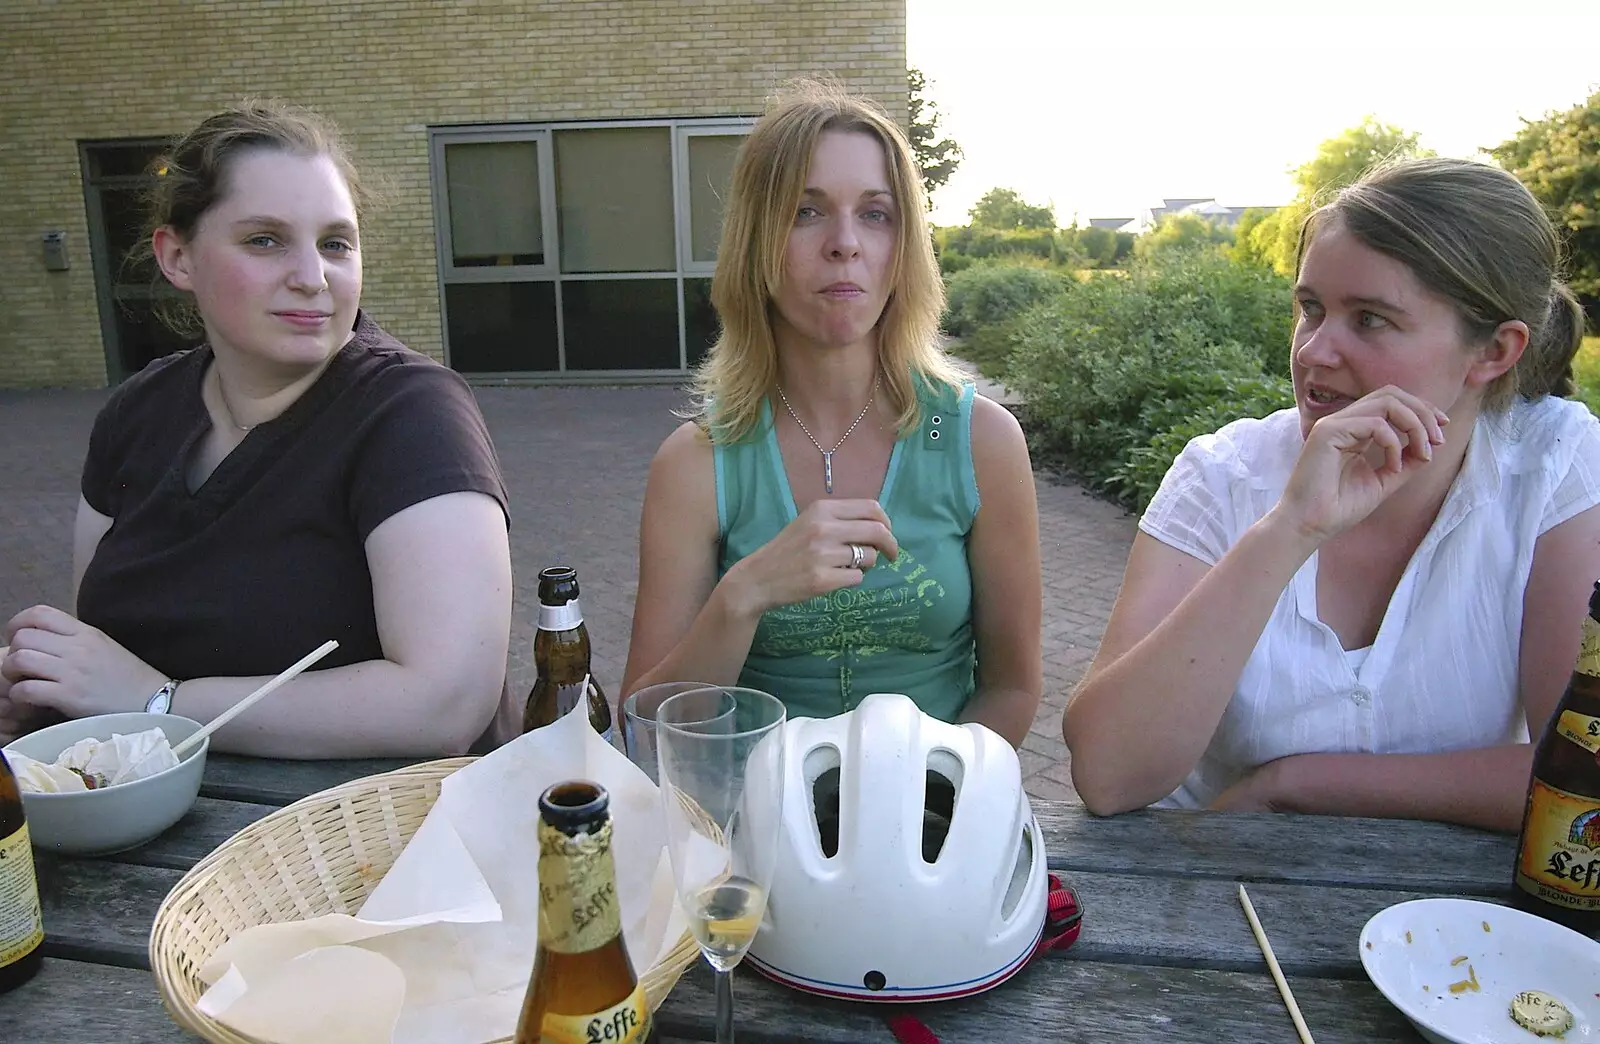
(720, 498, 898, 618)
(1273, 386, 1448, 544)
(0, 645, 50, 743)
(2, 605, 166, 721)
(1209, 757, 1298, 813)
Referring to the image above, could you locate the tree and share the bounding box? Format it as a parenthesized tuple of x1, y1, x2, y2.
(1492, 91, 1600, 305)
(1242, 117, 1432, 276)
(908, 68, 963, 208)
(1134, 213, 1234, 260)
(1073, 226, 1119, 267)
(968, 187, 1055, 231)
(1225, 207, 1276, 268)
(1296, 117, 1427, 200)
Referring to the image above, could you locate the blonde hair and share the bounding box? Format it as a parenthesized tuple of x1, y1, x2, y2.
(691, 78, 963, 442)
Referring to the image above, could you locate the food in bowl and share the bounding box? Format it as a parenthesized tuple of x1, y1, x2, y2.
(3, 712, 207, 856)
(1512, 990, 1575, 1037)
(8, 727, 178, 792)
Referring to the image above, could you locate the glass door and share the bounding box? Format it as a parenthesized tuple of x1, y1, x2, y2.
(81, 140, 202, 382)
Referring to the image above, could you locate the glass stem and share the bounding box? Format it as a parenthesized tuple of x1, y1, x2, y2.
(715, 967, 735, 1044)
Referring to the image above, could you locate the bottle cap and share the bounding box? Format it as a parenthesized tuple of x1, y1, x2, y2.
(1510, 990, 1573, 1037)
(539, 780, 610, 835)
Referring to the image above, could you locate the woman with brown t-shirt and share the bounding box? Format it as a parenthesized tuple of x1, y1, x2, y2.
(0, 103, 515, 758)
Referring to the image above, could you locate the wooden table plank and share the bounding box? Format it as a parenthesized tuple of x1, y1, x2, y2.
(34, 857, 181, 969)
(113, 797, 278, 872)
(0, 955, 1423, 1044)
(0, 959, 201, 1044)
(1067, 871, 1501, 976)
(1038, 804, 1517, 894)
(655, 956, 1422, 1043)
(36, 848, 1497, 981)
(201, 755, 419, 806)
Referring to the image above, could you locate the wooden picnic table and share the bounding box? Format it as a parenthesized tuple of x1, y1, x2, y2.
(0, 752, 1531, 1042)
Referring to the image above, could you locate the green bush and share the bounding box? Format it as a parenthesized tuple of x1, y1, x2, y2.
(942, 262, 1074, 338)
(1110, 374, 1293, 508)
(1004, 251, 1295, 509)
(934, 225, 1087, 273)
(952, 316, 1024, 381)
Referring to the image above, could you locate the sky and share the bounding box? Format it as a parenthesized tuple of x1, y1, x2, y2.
(907, 0, 1600, 227)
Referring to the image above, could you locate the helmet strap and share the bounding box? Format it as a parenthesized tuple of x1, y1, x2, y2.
(883, 875, 1082, 1043)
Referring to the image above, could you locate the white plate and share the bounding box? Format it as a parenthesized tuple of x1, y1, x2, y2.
(1360, 897, 1600, 1043)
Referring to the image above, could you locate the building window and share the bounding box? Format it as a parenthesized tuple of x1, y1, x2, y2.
(430, 118, 751, 380)
(445, 141, 546, 268)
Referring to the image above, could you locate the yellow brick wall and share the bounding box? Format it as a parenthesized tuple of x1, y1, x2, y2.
(0, 0, 907, 388)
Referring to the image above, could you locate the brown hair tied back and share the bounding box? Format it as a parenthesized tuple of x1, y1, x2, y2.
(1298, 156, 1587, 412)
(133, 100, 365, 335)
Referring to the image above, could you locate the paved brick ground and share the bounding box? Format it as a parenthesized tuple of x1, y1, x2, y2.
(0, 383, 1136, 801)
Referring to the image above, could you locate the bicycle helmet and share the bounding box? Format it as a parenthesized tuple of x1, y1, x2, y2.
(743, 692, 1049, 1002)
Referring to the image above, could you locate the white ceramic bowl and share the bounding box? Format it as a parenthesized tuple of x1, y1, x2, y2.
(1360, 897, 1600, 1043)
(3, 711, 208, 856)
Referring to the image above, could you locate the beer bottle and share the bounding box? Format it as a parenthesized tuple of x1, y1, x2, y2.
(515, 781, 661, 1044)
(1513, 579, 1600, 932)
(0, 748, 45, 994)
(523, 566, 613, 741)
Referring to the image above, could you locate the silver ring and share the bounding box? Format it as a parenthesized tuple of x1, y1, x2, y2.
(848, 543, 865, 570)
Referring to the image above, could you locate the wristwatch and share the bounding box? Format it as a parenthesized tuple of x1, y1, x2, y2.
(145, 678, 181, 715)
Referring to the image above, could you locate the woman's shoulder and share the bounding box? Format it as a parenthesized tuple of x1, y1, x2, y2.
(1495, 394, 1599, 442)
(968, 391, 1025, 453)
(94, 346, 207, 428)
(1176, 407, 1302, 481)
(650, 420, 715, 482)
(345, 313, 452, 378)
(333, 313, 485, 414)
(914, 373, 973, 413)
(1488, 396, 1600, 474)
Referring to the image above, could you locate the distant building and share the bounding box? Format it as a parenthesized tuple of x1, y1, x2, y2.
(1088, 198, 1277, 236)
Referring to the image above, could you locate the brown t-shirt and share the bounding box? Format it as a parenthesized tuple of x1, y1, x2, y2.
(78, 312, 509, 684)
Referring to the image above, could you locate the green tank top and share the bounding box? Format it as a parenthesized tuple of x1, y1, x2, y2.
(715, 380, 979, 722)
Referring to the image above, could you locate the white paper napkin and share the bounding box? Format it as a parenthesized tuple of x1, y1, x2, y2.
(9, 727, 179, 792)
(194, 702, 686, 1044)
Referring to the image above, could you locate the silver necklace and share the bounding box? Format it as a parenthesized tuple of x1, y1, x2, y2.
(776, 375, 879, 495)
(213, 368, 257, 433)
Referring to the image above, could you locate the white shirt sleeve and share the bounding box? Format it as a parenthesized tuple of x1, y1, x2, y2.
(1539, 402, 1600, 534)
(1137, 431, 1240, 566)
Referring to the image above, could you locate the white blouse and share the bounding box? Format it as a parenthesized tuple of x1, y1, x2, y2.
(1138, 396, 1600, 810)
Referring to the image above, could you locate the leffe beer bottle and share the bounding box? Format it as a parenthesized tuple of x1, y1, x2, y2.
(522, 566, 613, 741)
(514, 781, 661, 1044)
(0, 748, 45, 995)
(1512, 579, 1600, 932)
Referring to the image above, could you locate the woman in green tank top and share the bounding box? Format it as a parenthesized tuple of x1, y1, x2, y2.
(621, 80, 1043, 746)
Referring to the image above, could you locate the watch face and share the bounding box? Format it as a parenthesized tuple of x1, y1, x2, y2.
(146, 684, 173, 714)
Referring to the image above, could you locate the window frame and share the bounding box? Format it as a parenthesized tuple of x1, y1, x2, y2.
(429, 116, 753, 381)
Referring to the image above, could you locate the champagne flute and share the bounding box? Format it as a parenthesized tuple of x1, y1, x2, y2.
(654, 686, 786, 1044)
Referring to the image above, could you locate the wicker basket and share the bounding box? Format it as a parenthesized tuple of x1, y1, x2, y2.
(149, 758, 701, 1044)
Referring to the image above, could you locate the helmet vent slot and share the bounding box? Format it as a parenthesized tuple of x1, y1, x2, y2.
(805, 744, 842, 859)
(1000, 823, 1034, 922)
(921, 748, 963, 864)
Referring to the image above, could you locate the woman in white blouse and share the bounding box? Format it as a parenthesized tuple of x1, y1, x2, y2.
(1064, 157, 1600, 831)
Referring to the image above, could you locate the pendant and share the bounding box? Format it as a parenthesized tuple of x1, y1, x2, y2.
(823, 450, 834, 494)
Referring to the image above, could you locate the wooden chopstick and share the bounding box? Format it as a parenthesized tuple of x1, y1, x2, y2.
(169, 640, 339, 758)
(1238, 884, 1316, 1044)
